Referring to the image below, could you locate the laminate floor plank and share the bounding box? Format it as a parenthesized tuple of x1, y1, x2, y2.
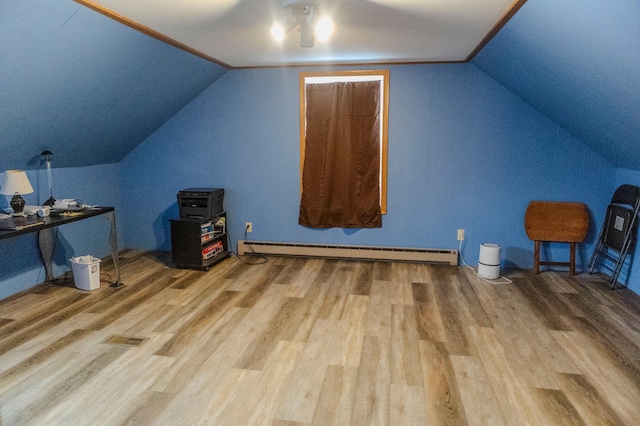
(390, 262, 414, 306)
(274, 318, 346, 423)
(389, 383, 428, 425)
(38, 332, 176, 426)
(154, 290, 243, 357)
(418, 339, 468, 425)
(431, 277, 475, 356)
(311, 364, 344, 425)
(1, 252, 640, 425)
(0, 310, 98, 373)
(489, 284, 564, 389)
(530, 387, 586, 426)
(0, 291, 104, 357)
(390, 304, 423, 387)
(235, 296, 306, 370)
(2, 346, 130, 425)
(465, 325, 533, 425)
(450, 354, 507, 426)
(513, 272, 575, 331)
(411, 281, 446, 343)
(557, 372, 625, 426)
(0, 290, 88, 342)
(541, 271, 581, 294)
(338, 294, 370, 368)
(502, 283, 583, 376)
(0, 293, 51, 320)
(205, 340, 305, 425)
(454, 273, 494, 328)
(275, 257, 312, 285)
(350, 335, 389, 426)
(151, 283, 289, 425)
(551, 329, 640, 425)
(351, 261, 374, 296)
(0, 329, 90, 392)
(314, 264, 352, 321)
(151, 307, 248, 395)
(285, 257, 325, 298)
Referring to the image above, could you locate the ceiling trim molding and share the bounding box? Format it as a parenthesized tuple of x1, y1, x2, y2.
(74, 0, 528, 69)
(73, 0, 232, 69)
(234, 60, 467, 70)
(465, 0, 528, 62)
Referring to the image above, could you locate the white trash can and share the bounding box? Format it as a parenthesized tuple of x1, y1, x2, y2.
(70, 255, 101, 291)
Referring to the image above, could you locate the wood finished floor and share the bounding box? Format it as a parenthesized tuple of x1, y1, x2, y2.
(1, 250, 640, 425)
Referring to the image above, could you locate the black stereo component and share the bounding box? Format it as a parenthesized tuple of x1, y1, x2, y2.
(177, 188, 224, 219)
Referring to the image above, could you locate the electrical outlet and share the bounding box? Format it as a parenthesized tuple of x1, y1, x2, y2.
(245, 222, 253, 233)
(457, 229, 465, 241)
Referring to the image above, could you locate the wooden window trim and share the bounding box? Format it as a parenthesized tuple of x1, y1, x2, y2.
(299, 70, 389, 214)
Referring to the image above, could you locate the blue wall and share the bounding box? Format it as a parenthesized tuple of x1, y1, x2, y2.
(0, 164, 121, 299)
(2, 63, 626, 299)
(0, 64, 624, 297)
(119, 63, 614, 275)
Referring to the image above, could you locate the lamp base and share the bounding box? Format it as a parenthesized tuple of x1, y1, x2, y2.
(10, 194, 26, 215)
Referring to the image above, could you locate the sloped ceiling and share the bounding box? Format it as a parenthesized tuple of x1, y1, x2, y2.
(472, 0, 640, 171)
(0, 0, 227, 171)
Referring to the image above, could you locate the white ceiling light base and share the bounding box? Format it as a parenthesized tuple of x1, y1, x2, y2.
(271, 0, 333, 47)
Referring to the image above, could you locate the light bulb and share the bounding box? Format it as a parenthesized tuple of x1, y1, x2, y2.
(271, 23, 286, 42)
(315, 16, 334, 42)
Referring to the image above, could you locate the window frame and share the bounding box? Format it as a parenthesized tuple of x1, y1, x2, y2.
(299, 70, 389, 214)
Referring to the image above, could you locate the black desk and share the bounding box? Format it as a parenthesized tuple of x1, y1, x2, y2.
(0, 207, 123, 286)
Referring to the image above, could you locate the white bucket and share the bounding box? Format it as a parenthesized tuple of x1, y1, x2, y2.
(70, 255, 101, 291)
(478, 243, 501, 279)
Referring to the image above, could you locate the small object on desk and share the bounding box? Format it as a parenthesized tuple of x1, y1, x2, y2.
(23, 205, 41, 216)
(53, 199, 81, 211)
(37, 206, 50, 217)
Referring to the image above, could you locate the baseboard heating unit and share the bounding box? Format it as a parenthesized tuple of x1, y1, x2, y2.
(237, 241, 458, 265)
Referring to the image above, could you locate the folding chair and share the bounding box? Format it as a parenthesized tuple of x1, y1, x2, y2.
(588, 184, 640, 289)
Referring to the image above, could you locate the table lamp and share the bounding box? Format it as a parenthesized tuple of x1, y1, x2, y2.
(0, 170, 35, 216)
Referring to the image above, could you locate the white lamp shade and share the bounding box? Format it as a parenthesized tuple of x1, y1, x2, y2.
(0, 170, 34, 195)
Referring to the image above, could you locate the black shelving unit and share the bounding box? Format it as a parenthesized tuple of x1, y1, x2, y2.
(170, 212, 229, 270)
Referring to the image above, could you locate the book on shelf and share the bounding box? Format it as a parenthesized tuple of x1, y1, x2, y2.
(214, 216, 226, 234)
(201, 232, 218, 243)
(202, 241, 224, 260)
(200, 221, 214, 234)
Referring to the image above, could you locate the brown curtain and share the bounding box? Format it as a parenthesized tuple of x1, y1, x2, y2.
(299, 81, 382, 228)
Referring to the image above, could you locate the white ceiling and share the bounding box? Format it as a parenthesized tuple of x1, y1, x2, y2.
(81, 0, 519, 68)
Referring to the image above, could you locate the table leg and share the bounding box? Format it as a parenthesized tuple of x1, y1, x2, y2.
(38, 228, 56, 282)
(534, 240, 540, 274)
(570, 242, 576, 276)
(105, 211, 124, 287)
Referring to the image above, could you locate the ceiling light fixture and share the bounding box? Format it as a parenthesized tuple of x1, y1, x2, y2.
(271, 0, 334, 47)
